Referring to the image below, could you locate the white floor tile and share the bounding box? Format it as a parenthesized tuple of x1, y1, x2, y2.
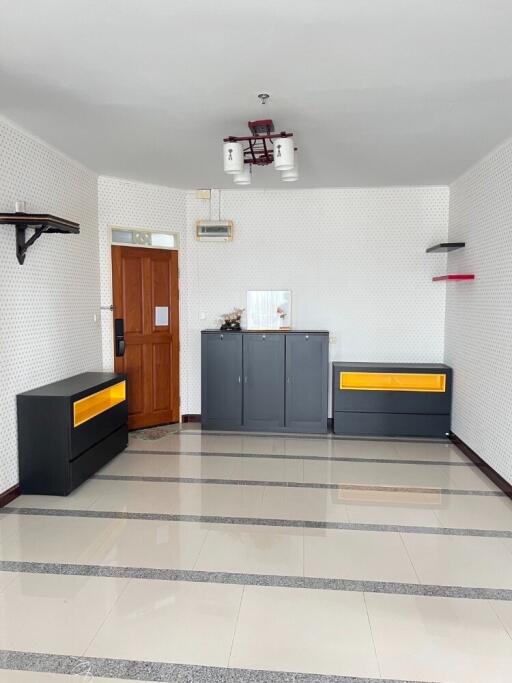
(86, 579, 243, 666)
(303, 459, 493, 491)
(172, 482, 265, 518)
(343, 488, 443, 527)
(261, 485, 350, 523)
(85, 519, 209, 569)
(490, 600, 512, 639)
(0, 573, 127, 655)
(230, 456, 303, 482)
(402, 533, 512, 588)
(9, 480, 100, 511)
(304, 529, 418, 583)
(392, 441, 468, 462)
(434, 494, 512, 531)
(0, 571, 17, 593)
(0, 515, 119, 565)
(87, 479, 181, 514)
(100, 451, 238, 479)
(229, 585, 379, 677)
(195, 525, 303, 576)
(366, 592, 512, 683)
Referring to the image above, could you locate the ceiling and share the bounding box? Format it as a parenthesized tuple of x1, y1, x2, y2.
(1, 0, 512, 189)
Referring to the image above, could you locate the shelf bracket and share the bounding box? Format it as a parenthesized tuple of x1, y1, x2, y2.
(16, 224, 46, 265)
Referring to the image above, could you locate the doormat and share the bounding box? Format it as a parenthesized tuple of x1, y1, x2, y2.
(131, 424, 180, 440)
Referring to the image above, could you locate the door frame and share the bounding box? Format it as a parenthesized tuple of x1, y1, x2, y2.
(111, 244, 180, 429)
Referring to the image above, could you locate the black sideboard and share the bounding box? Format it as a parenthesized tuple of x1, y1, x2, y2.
(332, 362, 452, 438)
(17, 372, 128, 495)
(202, 330, 329, 433)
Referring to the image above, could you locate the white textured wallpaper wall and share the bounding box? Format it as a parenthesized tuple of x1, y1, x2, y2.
(0, 117, 102, 493)
(445, 138, 512, 484)
(184, 187, 449, 413)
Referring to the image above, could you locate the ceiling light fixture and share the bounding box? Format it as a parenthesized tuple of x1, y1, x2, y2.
(222, 96, 298, 184)
(281, 152, 299, 182)
(233, 165, 252, 185)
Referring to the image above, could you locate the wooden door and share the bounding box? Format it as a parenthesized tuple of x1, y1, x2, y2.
(112, 246, 179, 430)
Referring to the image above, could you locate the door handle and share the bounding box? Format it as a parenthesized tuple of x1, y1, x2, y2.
(114, 318, 125, 357)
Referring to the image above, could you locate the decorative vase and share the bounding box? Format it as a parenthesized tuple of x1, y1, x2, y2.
(220, 321, 241, 331)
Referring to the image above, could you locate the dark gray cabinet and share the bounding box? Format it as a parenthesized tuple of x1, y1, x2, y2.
(201, 332, 243, 429)
(286, 333, 329, 433)
(243, 333, 285, 431)
(201, 330, 328, 433)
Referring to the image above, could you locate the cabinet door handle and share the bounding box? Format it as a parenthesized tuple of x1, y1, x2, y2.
(244, 376, 248, 384)
(305, 335, 309, 340)
(287, 377, 290, 384)
(238, 376, 241, 384)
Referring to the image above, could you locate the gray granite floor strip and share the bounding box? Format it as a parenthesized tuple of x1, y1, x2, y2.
(0, 649, 428, 683)
(92, 473, 504, 497)
(2, 506, 511, 538)
(126, 448, 471, 467)
(1, 560, 511, 601)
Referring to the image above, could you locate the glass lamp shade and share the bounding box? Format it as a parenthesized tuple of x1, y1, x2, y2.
(233, 165, 251, 185)
(273, 136, 294, 170)
(281, 153, 299, 182)
(223, 141, 244, 174)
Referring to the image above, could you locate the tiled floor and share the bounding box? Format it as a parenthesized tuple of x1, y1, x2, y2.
(1, 427, 512, 682)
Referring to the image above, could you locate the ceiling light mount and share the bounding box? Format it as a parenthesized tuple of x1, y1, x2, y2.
(258, 93, 270, 105)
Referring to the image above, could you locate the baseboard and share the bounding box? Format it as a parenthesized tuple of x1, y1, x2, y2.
(0, 484, 20, 508)
(181, 414, 201, 423)
(450, 432, 512, 499)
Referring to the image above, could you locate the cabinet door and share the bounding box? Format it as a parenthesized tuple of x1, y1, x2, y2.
(201, 333, 243, 429)
(285, 333, 328, 433)
(243, 334, 285, 431)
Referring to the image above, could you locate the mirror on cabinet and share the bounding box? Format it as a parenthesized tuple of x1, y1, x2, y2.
(246, 290, 292, 330)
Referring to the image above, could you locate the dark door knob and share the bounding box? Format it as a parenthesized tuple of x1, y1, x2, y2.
(114, 318, 125, 357)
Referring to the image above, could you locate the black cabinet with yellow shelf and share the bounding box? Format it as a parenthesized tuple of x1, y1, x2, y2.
(17, 372, 128, 495)
(332, 362, 452, 438)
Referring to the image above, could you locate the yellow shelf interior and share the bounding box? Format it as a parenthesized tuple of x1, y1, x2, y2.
(73, 381, 126, 427)
(339, 372, 446, 393)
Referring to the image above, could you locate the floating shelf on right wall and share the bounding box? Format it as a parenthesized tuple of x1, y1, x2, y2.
(426, 242, 465, 253)
(432, 274, 475, 282)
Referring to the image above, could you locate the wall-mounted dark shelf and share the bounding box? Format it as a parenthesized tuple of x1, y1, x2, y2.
(0, 212, 80, 264)
(433, 274, 475, 282)
(426, 242, 465, 253)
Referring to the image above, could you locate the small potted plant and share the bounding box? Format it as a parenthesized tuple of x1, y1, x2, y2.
(218, 307, 244, 331)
